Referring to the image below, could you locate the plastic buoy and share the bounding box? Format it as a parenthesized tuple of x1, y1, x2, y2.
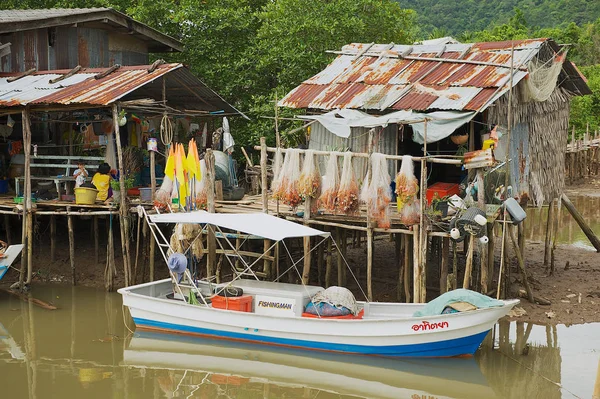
(450, 228, 461, 240)
(474, 214, 487, 226)
(479, 235, 489, 244)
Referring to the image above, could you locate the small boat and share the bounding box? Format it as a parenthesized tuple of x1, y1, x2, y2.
(0, 243, 24, 282)
(119, 211, 518, 358)
(123, 331, 500, 399)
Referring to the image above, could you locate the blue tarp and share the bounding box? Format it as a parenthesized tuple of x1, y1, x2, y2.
(413, 289, 504, 317)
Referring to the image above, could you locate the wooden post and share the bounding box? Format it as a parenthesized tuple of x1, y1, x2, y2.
(19, 108, 33, 288)
(260, 137, 268, 213)
(149, 231, 155, 282)
(561, 193, 600, 251)
(302, 155, 313, 285)
(67, 206, 76, 285)
(585, 123, 589, 178)
(205, 149, 216, 278)
(550, 198, 560, 275)
(94, 216, 99, 265)
(112, 104, 131, 286)
(404, 234, 411, 302)
(440, 237, 449, 294)
(543, 201, 554, 268)
(215, 180, 224, 201)
(366, 129, 374, 300)
(325, 234, 332, 287)
(317, 236, 324, 287)
(396, 234, 404, 301)
(3, 215, 10, 245)
(509, 225, 534, 303)
(571, 126, 576, 180)
(48, 215, 56, 262)
(463, 235, 475, 289)
(417, 120, 429, 303)
(487, 222, 495, 287)
(412, 225, 420, 302)
(593, 358, 600, 399)
(150, 150, 156, 200)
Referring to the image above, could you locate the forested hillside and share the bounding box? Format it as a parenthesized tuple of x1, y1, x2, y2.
(403, 0, 600, 36)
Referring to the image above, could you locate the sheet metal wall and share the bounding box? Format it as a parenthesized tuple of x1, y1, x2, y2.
(308, 122, 399, 181)
(1, 27, 149, 72)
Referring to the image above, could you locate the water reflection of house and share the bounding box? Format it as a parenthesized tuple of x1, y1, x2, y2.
(478, 320, 561, 399)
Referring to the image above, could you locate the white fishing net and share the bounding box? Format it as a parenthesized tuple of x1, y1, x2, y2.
(310, 286, 358, 315)
(524, 51, 566, 103)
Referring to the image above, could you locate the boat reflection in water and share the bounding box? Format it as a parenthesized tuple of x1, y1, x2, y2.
(124, 331, 499, 399)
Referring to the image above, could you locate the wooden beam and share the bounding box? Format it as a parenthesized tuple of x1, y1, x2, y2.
(561, 193, 600, 251)
(7, 68, 36, 83)
(95, 64, 121, 80)
(48, 65, 81, 84)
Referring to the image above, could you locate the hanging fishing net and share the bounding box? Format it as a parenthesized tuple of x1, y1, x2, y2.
(279, 148, 302, 208)
(524, 51, 566, 103)
(318, 152, 340, 213)
(194, 159, 208, 209)
(270, 148, 284, 199)
(395, 155, 419, 210)
(336, 152, 360, 215)
(360, 153, 392, 228)
(298, 150, 321, 199)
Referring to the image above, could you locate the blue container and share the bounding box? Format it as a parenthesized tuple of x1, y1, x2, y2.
(0, 179, 8, 194)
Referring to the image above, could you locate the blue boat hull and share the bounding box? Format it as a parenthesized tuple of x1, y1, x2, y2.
(133, 317, 490, 358)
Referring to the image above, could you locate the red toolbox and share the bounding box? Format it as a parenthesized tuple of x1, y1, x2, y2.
(426, 182, 460, 205)
(211, 294, 253, 312)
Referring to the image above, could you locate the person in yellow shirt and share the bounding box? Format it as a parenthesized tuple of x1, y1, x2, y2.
(92, 163, 112, 202)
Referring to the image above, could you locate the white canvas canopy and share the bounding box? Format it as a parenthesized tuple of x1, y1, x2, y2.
(297, 109, 475, 144)
(148, 211, 329, 241)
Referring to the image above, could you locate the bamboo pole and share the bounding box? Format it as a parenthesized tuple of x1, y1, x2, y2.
(19, 108, 32, 288)
(396, 234, 403, 301)
(418, 120, 428, 302)
(254, 145, 462, 164)
(3, 215, 10, 245)
(593, 358, 600, 399)
(325, 233, 332, 287)
(112, 104, 131, 286)
(150, 151, 156, 200)
(206, 149, 216, 278)
(404, 234, 411, 302)
(487, 222, 495, 286)
(366, 129, 374, 301)
(67, 206, 76, 285)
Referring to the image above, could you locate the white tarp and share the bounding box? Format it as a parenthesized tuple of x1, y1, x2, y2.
(148, 211, 329, 241)
(298, 109, 475, 144)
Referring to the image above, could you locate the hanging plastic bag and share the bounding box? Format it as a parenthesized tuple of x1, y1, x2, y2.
(298, 150, 321, 200)
(399, 200, 420, 225)
(280, 148, 302, 208)
(395, 155, 419, 211)
(336, 152, 360, 215)
(272, 148, 287, 201)
(318, 152, 340, 213)
(360, 153, 392, 228)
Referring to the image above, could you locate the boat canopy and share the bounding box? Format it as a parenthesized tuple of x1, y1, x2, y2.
(148, 211, 329, 241)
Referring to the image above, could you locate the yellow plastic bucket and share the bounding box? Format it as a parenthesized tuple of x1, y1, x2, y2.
(74, 187, 98, 205)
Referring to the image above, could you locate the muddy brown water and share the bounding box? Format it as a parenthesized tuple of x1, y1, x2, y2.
(525, 195, 600, 249)
(0, 285, 598, 399)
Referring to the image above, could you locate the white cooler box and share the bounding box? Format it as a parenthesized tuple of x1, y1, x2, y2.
(229, 279, 323, 317)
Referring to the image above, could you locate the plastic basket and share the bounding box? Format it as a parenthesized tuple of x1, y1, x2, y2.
(74, 187, 98, 205)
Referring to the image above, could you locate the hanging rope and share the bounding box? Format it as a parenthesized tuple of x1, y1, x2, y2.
(160, 113, 173, 146)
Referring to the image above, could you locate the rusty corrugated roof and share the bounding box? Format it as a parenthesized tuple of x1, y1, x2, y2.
(279, 38, 587, 112)
(0, 63, 246, 117)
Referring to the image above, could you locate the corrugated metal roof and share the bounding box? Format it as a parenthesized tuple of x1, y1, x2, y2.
(0, 63, 246, 117)
(279, 38, 586, 112)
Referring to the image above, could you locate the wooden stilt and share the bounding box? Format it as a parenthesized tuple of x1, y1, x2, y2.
(543, 202, 554, 268)
(67, 206, 76, 285)
(463, 235, 475, 289)
(149, 233, 155, 282)
(302, 190, 312, 285)
(19, 108, 32, 289)
(487, 222, 495, 286)
(317, 236, 324, 287)
(440, 237, 449, 294)
(93, 216, 99, 265)
(206, 149, 216, 278)
(550, 198, 560, 275)
(325, 234, 332, 287)
(150, 150, 156, 201)
(336, 228, 343, 286)
(112, 104, 131, 286)
(412, 225, 420, 302)
(404, 233, 411, 303)
(141, 217, 148, 282)
(105, 215, 115, 291)
(3, 215, 10, 245)
(26, 213, 33, 284)
(366, 227, 373, 300)
(509, 225, 534, 303)
(395, 234, 403, 301)
(133, 214, 142, 284)
(341, 228, 347, 285)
